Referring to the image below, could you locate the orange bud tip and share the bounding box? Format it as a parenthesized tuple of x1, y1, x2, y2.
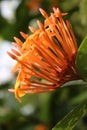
(20, 31, 28, 39)
(11, 49, 21, 56)
(8, 89, 15, 93)
(13, 36, 18, 41)
(39, 8, 48, 18)
(12, 42, 18, 48)
(28, 26, 36, 33)
(7, 51, 17, 60)
(13, 37, 20, 44)
(7, 51, 12, 57)
(54, 7, 62, 17)
(37, 20, 44, 30)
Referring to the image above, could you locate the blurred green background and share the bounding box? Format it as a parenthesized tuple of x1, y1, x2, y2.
(0, 0, 87, 130)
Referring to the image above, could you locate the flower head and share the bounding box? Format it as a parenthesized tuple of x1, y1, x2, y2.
(8, 8, 80, 102)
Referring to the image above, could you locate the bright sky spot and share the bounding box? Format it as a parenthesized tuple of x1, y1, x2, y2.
(0, 0, 21, 20)
(0, 41, 16, 84)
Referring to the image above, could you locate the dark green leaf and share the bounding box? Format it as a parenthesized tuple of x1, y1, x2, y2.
(52, 100, 87, 130)
(76, 36, 87, 81)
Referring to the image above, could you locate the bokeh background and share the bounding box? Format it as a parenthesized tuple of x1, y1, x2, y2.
(0, 0, 87, 130)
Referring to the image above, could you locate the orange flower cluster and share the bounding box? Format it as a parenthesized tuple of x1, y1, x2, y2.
(27, 0, 42, 12)
(8, 8, 80, 101)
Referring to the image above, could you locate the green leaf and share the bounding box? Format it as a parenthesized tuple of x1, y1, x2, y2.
(62, 80, 87, 88)
(76, 36, 87, 81)
(52, 100, 87, 130)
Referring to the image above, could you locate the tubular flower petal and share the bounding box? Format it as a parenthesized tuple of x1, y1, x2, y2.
(8, 8, 80, 101)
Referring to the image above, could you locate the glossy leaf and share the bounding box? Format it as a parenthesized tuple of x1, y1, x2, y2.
(62, 80, 87, 87)
(52, 100, 87, 130)
(76, 36, 87, 81)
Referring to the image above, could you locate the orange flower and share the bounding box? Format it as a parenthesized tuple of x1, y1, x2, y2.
(34, 124, 47, 130)
(8, 8, 80, 102)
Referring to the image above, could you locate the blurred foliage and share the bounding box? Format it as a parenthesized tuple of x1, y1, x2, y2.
(0, 0, 87, 130)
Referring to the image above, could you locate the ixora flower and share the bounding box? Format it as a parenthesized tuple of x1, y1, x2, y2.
(7, 8, 81, 102)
